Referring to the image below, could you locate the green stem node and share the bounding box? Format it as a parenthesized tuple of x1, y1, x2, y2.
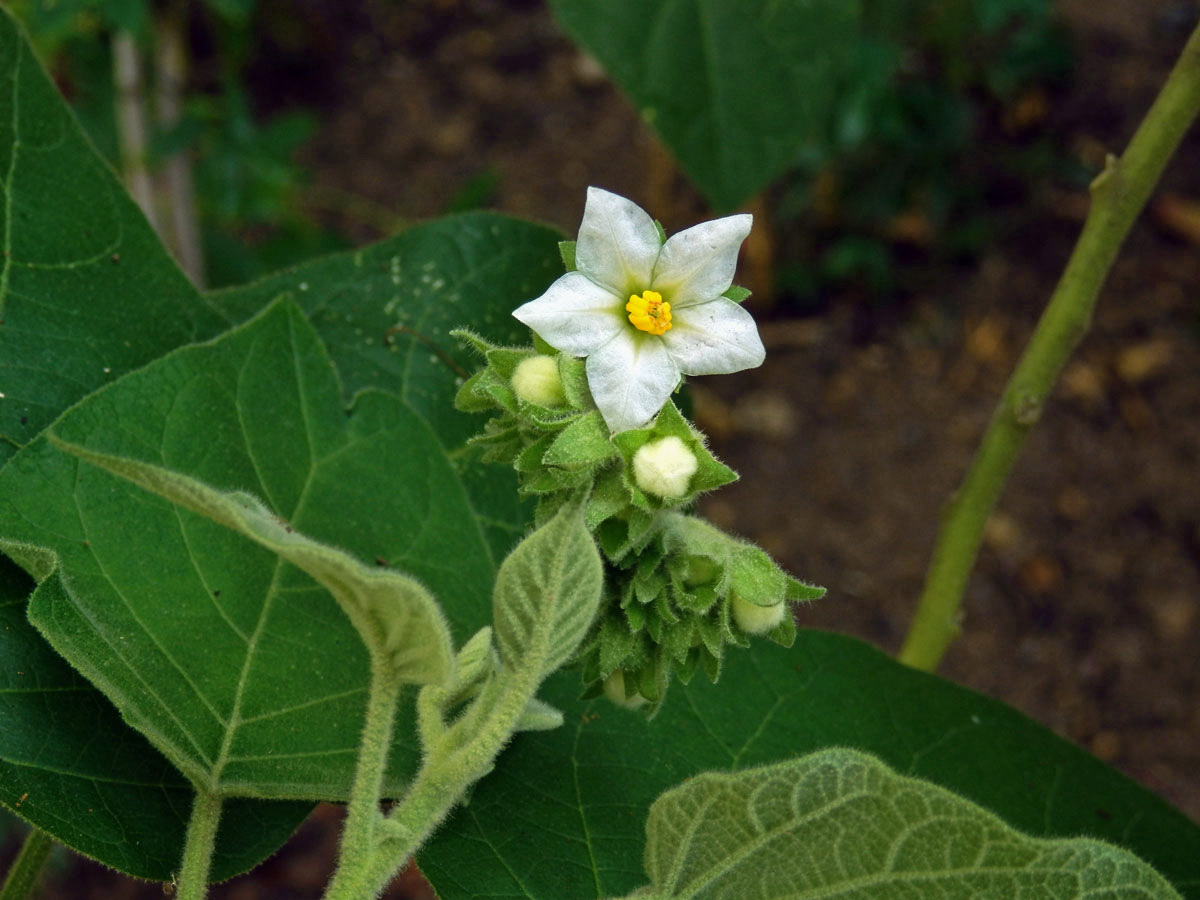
(899, 21, 1200, 672)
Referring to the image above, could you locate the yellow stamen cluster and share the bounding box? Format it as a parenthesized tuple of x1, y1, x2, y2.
(626, 290, 672, 335)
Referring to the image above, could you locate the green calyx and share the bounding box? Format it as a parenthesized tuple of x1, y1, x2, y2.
(454, 331, 825, 708)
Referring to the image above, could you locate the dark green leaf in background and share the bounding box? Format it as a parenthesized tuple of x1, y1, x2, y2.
(549, 0, 862, 210)
(419, 631, 1200, 899)
(0, 9, 224, 467)
(0, 555, 309, 881)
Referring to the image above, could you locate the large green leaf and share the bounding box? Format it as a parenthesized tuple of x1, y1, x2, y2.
(549, 0, 862, 210)
(418, 631, 1200, 899)
(208, 213, 562, 562)
(0, 8, 224, 466)
(0, 301, 498, 802)
(622, 749, 1179, 899)
(0, 555, 309, 881)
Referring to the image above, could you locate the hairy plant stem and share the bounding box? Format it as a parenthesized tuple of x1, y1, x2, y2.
(323, 667, 536, 900)
(0, 827, 54, 900)
(176, 790, 223, 900)
(900, 21, 1200, 672)
(322, 660, 403, 898)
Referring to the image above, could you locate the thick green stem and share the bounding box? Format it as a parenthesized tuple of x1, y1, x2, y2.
(176, 790, 223, 900)
(323, 661, 403, 898)
(0, 827, 55, 900)
(900, 22, 1200, 671)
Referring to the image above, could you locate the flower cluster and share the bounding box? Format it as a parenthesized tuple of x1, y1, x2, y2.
(513, 186, 765, 434)
(454, 188, 823, 708)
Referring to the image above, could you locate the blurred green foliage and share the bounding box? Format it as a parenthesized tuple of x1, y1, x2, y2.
(9, 0, 345, 288)
(777, 0, 1074, 307)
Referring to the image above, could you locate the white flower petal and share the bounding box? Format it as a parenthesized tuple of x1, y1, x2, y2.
(651, 213, 752, 307)
(513, 271, 625, 355)
(586, 333, 680, 433)
(662, 297, 765, 375)
(575, 187, 661, 295)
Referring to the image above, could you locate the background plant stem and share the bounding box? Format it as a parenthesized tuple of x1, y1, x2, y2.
(154, 2, 205, 286)
(112, 29, 158, 230)
(899, 20, 1200, 672)
(0, 828, 54, 900)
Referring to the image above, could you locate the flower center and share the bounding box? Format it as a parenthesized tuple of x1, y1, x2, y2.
(626, 290, 672, 335)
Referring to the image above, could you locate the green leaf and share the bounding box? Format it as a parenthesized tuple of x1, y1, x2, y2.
(48, 442, 456, 688)
(493, 502, 604, 681)
(0, 8, 227, 466)
(548, 0, 862, 210)
(0, 555, 310, 882)
(419, 632, 1200, 899)
(207, 212, 564, 562)
(623, 749, 1180, 900)
(0, 301, 495, 803)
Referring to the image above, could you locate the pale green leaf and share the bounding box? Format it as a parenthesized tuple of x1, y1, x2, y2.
(418, 634, 1200, 898)
(624, 749, 1180, 900)
(493, 502, 603, 680)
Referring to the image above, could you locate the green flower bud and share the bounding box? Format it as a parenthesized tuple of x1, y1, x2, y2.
(511, 354, 566, 407)
(731, 593, 787, 635)
(632, 435, 698, 499)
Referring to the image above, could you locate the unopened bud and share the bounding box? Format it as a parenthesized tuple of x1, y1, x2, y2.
(632, 436, 698, 499)
(602, 669, 646, 709)
(731, 594, 787, 635)
(511, 355, 566, 407)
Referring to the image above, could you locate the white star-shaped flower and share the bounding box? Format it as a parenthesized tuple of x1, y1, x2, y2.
(513, 187, 765, 433)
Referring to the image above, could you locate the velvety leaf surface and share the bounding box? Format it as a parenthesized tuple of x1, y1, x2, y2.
(0, 555, 310, 881)
(549, 0, 861, 210)
(492, 501, 603, 680)
(0, 301, 495, 802)
(0, 9, 225, 466)
(623, 749, 1180, 899)
(419, 631, 1200, 899)
(207, 213, 563, 562)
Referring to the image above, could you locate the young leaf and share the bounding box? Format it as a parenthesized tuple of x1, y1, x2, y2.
(418, 633, 1200, 899)
(548, 0, 863, 211)
(0, 301, 494, 803)
(493, 502, 604, 681)
(622, 749, 1180, 900)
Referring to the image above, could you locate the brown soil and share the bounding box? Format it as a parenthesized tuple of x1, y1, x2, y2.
(8, 0, 1198, 896)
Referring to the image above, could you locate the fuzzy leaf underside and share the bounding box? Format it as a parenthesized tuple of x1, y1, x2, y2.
(623, 749, 1180, 900)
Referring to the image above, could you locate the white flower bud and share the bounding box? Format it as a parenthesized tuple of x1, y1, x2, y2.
(602, 669, 646, 709)
(632, 436, 698, 499)
(731, 594, 787, 635)
(511, 355, 566, 407)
